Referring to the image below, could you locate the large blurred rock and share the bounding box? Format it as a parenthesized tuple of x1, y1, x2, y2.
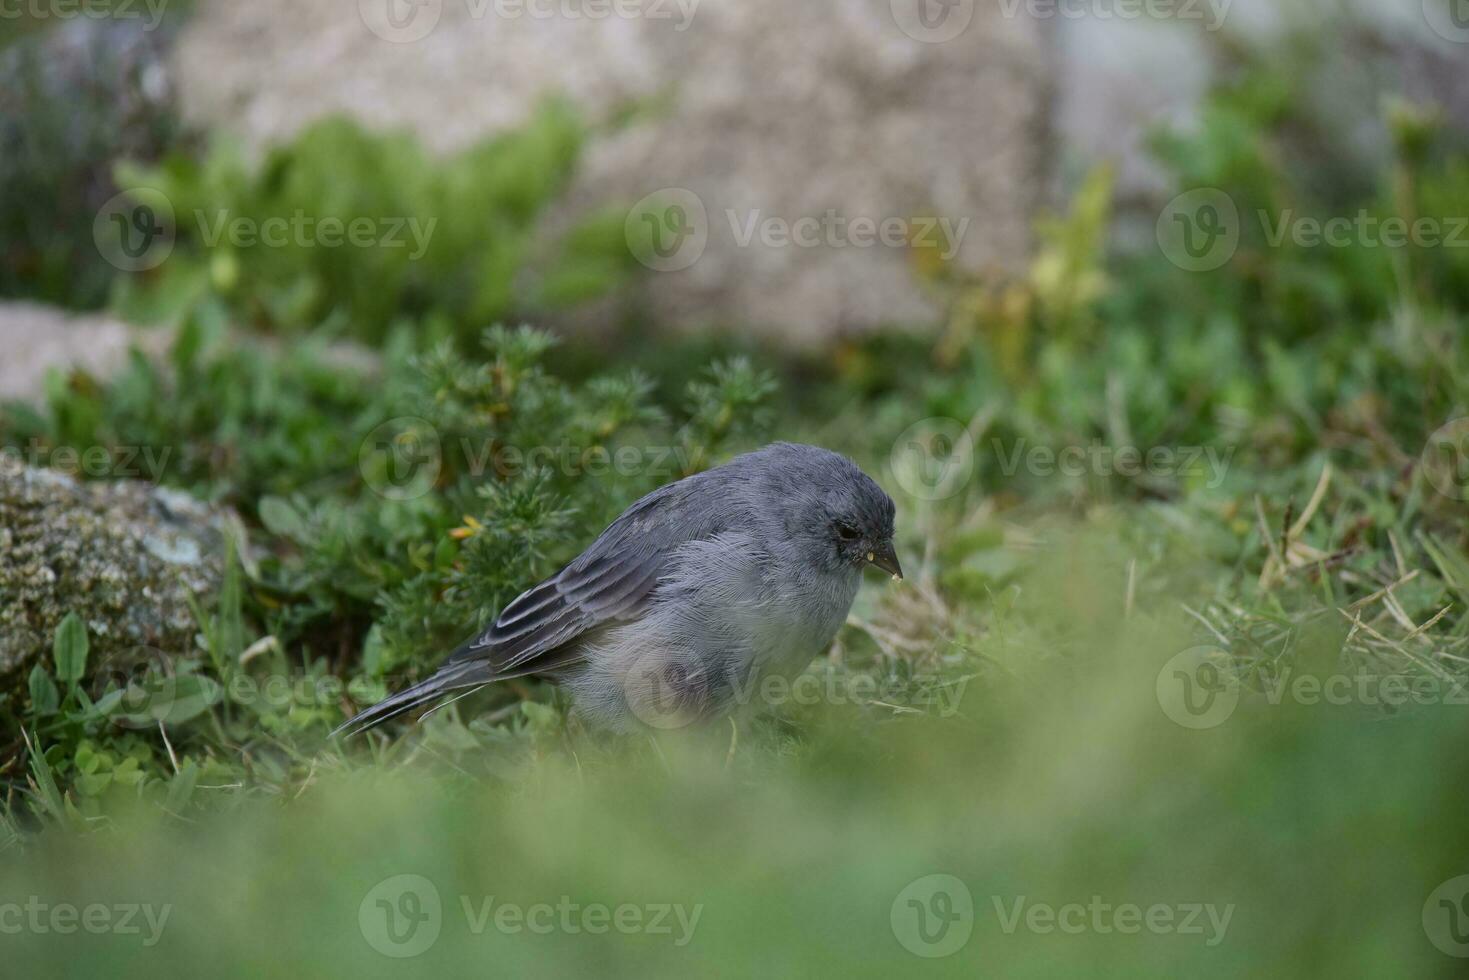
(0, 303, 170, 405)
(1057, 0, 1469, 219)
(171, 0, 1052, 342)
(0, 461, 236, 686)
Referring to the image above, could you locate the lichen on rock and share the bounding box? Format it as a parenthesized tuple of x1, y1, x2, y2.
(0, 459, 238, 688)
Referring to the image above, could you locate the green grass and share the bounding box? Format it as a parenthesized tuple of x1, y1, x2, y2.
(4, 31, 1469, 978)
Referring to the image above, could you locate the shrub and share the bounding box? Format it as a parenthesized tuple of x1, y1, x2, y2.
(109, 106, 635, 344)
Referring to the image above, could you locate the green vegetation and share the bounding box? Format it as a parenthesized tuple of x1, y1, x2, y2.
(3, 27, 1468, 980)
(110, 106, 635, 343)
(0, 12, 192, 307)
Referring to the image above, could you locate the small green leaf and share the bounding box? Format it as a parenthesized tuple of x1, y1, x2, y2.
(77, 772, 113, 797)
(259, 495, 310, 542)
(434, 535, 459, 570)
(53, 613, 89, 684)
(216, 540, 245, 663)
(89, 688, 125, 719)
(156, 675, 223, 726)
(75, 743, 100, 773)
(166, 760, 199, 814)
(113, 768, 145, 788)
(28, 665, 59, 716)
(22, 730, 69, 824)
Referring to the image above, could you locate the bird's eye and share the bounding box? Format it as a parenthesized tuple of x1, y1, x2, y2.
(836, 523, 859, 541)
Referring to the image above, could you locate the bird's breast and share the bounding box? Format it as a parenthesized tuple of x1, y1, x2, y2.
(750, 568, 862, 674)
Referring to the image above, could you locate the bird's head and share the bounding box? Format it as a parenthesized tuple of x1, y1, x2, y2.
(824, 475, 901, 580)
(764, 445, 901, 580)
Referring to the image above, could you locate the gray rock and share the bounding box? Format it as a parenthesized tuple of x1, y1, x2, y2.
(0, 459, 238, 687)
(0, 301, 381, 406)
(1055, 0, 1469, 223)
(170, 0, 1052, 343)
(0, 303, 171, 405)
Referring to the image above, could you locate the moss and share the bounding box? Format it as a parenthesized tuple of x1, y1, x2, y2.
(0, 459, 231, 688)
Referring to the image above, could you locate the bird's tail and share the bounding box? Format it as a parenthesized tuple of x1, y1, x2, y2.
(331, 661, 491, 739)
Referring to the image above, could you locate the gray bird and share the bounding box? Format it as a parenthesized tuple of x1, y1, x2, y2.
(334, 442, 901, 735)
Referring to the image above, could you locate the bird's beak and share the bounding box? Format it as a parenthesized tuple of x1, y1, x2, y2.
(866, 541, 903, 581)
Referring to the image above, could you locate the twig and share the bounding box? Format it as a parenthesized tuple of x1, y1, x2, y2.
(1288, 463, 1332, 540)
(1180, 604, 1231, 647)
(1256, 496, 1285, 589)
(158, 721, 179, 775)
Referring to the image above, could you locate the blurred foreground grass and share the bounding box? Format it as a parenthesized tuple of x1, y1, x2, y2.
(6, 523, 1469, 977)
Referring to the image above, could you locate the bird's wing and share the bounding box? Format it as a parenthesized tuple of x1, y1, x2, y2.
(446, 477, 729, 674)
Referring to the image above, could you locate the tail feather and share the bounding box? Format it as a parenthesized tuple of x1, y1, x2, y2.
(333, 643, 586, 739)
(332, 662, 488, 738)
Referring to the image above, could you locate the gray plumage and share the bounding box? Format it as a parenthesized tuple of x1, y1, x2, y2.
(334, 442, 900, 735)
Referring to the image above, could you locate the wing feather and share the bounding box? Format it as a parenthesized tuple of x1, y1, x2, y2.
(447, 477, 730, 674)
